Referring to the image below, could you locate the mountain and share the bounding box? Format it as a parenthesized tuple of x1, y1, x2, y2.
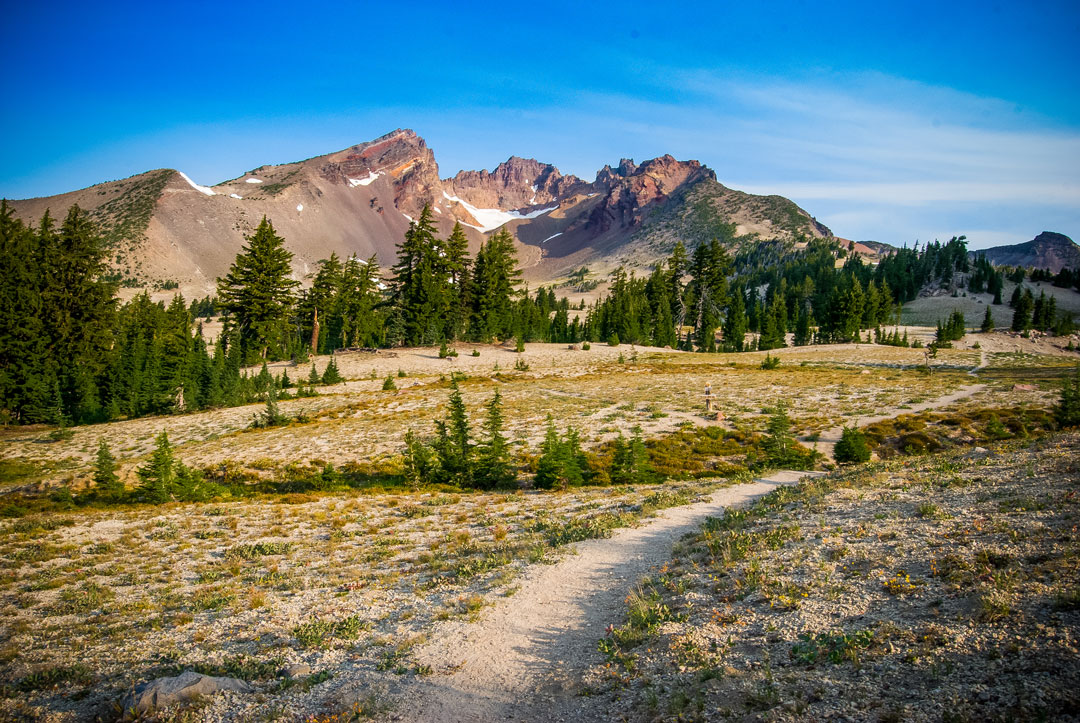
(5, 129, 832, 294)
(974, 232, 1080, 273)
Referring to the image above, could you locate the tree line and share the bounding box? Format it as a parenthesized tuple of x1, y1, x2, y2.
(5, 198, 1076, 427)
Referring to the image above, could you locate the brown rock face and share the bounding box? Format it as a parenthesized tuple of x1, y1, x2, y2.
(585, 155, 715, 235)
(318, 129, 442, 218)
(447, 157, 586, 210)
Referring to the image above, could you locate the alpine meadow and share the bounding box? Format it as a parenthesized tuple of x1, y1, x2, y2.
(2, 2, 1080, 722)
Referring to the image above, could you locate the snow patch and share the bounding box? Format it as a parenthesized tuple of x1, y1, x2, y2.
(177, 171, 216, 196)
(245, 177, 263, 184)
(441, 190, 557, 233)
(229, 193, 243, 200)
(296, 204, 303, 212)
(377, 282, 387, 290)
(542, 232, 563, 243)
(348, 171, 382, 187)
(402, 213, 414, 223)
(432, 206, 442, 214)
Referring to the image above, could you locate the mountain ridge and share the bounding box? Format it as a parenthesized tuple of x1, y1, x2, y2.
(4, 128, 834, 294)
(973, 231, 1080, 273)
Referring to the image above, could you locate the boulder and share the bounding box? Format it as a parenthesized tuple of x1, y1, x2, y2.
(281, 663, 312, 679)
(124, 671, 252, 716)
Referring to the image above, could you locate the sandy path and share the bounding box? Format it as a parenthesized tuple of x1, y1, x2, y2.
(394, 471, 822, 722)
(811, 382, 986, 461)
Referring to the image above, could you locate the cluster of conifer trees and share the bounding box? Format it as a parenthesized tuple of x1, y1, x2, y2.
(6, 197, 1076, 428)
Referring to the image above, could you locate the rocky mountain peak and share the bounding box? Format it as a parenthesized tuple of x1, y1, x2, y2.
(446, 156, 584, 210)
(978, 231, 1080, 273)
(313, 128, 441, 217)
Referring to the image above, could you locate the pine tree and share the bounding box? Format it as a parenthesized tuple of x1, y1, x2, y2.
(321, 355, 343, 384)
(217, 217, 299, 362)
(610, 427, 653, 485)
(534, 417, 565, 490)
(722, 288, 748, 352)
(402, 428, 436, 489)
(1055, 365, 1080, 428)
(793, 303, 813, 347)
(39, 206, 118, 423)
(443, 222, 472, 340)
(391, 206, 454, 346)
(834, 426, 871, 464)
(1012, 289, 1034, 331)
(137, 430, 177, 504)
(763, 402, 796, 466)
(469, 228, 522, 341)
(308, 363, 321, 386)
(298, 253, 344, 353)
(158, 295, 192, 411)
(0, 203, 53, 422)
(434, 380, 472, 486)
(980, 305, 995, 333)
(338, 255, 383, 348)
(92, 439, 124, 501)
(474, 388, 513, 489)
(255, 381, 286, 428)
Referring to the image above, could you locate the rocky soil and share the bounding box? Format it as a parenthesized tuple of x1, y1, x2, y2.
(576, 433, 1080, 722)
(0, 340, 1075, 721)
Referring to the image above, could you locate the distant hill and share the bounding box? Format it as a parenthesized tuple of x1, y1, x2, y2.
(5, 130, 831, 295)
(973, 232, 1080, 272)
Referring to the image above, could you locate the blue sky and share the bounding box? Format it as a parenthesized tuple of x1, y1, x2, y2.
(2, 0, 1078, 249)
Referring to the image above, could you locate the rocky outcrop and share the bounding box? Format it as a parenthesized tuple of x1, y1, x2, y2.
(123, 671, 252, 716)
(584, 155, 716, 235)
(317, 129, 443, 218)
(446, 156, 585, 210)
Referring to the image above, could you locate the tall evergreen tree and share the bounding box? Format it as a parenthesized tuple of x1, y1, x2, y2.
(469, 228, 522, 342)
(443, 222, 472, 340)
(0, 203, 52, 422)
(217, 217, 299, 362)
(391, 206, 453, 346)
(1012, 288, 1034, 332)
(722, 287, 748, 352)
(338, 255, 383, 348)
(792, 302, 813, 347)
(39, 206, 118, 422)
(298, 253, 344, 353)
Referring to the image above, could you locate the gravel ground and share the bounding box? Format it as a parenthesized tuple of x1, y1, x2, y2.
(576, 432, 1080, 722)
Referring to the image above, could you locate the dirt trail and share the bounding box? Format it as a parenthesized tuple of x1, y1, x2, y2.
(394, 471, 822, 722)
(811, 382, 985, 462)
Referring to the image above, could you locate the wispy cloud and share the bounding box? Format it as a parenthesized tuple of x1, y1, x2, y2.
(516, 70, 1080, 246)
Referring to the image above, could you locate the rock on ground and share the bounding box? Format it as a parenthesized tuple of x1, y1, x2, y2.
(123, 671, 252, 716)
